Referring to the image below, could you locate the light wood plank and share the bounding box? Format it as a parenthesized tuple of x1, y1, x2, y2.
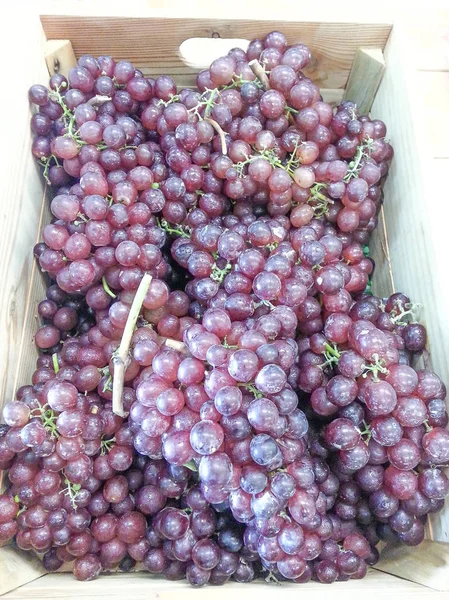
(375, 541, 449, 591)
(4, 569, 447, 600)
(0, 9, 69, 592)
(34, 0, 449, 24)
(11, 185, 50, 418)
(409, 23, 449, 72)
(371, 25, 449, 543)
(321, 89, 344, 105)
(0, 14, 48, 418)
(413, 71, 449, 159)
(39, 16, 391, 90)
(370, 206, 395, 297)
(343, 48, 386, 114)
(45, 39, 77, 78)
(0, 546, 46, 597)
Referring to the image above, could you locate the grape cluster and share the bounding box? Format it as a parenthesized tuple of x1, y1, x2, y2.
(0, 29, 447, 586)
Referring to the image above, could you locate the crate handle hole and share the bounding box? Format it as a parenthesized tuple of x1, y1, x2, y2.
(179, 37, 250, 69)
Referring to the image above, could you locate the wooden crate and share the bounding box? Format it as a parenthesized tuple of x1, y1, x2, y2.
(2, 3, 449, 598)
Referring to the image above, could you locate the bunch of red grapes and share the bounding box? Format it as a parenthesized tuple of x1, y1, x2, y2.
(0, 30, 448, 586)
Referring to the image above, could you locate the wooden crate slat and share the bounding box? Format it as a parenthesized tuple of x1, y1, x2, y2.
(369, 205, 395, 297)
(3, 569, 443, 599)
(343, 48, 386, 113)
(0, 15, 49, 435)
(375, 541, 449, 591)
(40, 16, 391, 90)
(371, 25, 449, 543)
(45, 40, 77, 78)
(409, 23, 449, 72)
(2, 42, 78, 425)
(414, 71, 449, 159)
(0, 546, 46, 597)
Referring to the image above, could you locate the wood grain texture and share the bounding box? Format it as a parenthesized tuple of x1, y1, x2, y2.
(45, 39, 77, 78)
(375, 541, 449, 591)
(3, 570, 446, 600)
(409, 23, 449, 71)
(371, 25, 449, 542)
(0, 546, 45, 597)
(40, 16, 391, 90)
(413, 71, 449, 158)
(0, 15, 49, 418)
(343, 48, 385, 114)
(10, 187, 50, 422)
(0, 10, 73, 590)
(369, 206, 395, 297)
(7, 41, 78, 420)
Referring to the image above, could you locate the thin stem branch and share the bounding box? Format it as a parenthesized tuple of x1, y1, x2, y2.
(163, 338, 188, 353)
(102, 276, 117, 298)
(87, 95, 111, 106)
(204, 117, 227, 155)
(52, 353, 60, 374)
(112, 273, 152, 416)
(248, 60, 270, 89)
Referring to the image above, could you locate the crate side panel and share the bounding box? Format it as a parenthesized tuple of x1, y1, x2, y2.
(375, 541, 449, 591)
(2, 570, 443, 600)
(0, 17, 48, 428)
(40, 16, 390, 90)
(0, 11, 53, 593)
(369, 206, 395, 297)
(371, 27, 449, 542)
(0, 546, 45, 597)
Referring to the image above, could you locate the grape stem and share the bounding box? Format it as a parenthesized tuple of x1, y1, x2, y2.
(285, 140, 301, 173)
(102, 276, 117, 299)
(112, 273, 153, 416)
(222, 338, 238, 349)
(49, 84, 77, 137)
(343, 136, 374, 182)
(39, 154, 60, 185)
(249, 60, 270, 89)
(278, 509, 292, 522)
(157, 217, 191, 238)
(391, 302, 422, 325)
(320, 342, 341, 370)
(183, 459, 198, 472)
(52, 353, 60, 374)
(238, 383, 263, 399)
(307, 183, 333, 217)
(359, 421, 372, 442)
(423, 419, 433, 433)
(362, 353, 388, 381)
(235, 146, 300, 180)
(211, 261, 232, 283)
(60, 478, 82, 510)
(263, 569, 281, 585)
(204, 117, 227, 155)
(253, 299, 276, 310)
(102, 373, 113, 393)
(162, 338, 187, 353)
(324, 343, 340, 359)
(157, 94, 181, 107)
(87, 95, 111, 106)
(31, 403, 60, 438)
(100, 436, 116, 455)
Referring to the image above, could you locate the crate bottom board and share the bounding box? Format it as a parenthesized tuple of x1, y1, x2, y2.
(3, 569, 446, 600)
